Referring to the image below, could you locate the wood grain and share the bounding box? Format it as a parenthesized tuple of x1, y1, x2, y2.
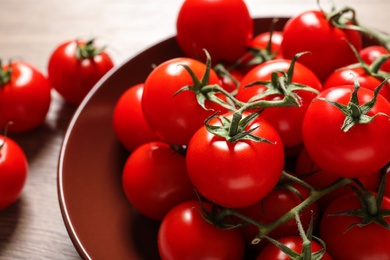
(0, 0, 388, 259)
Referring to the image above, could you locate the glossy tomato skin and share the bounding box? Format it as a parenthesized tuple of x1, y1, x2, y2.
(47, 39, 114, 104)
(323, 67, 390, 102)
(256, 236, 333, 260)
(320, 192, 390, 259)
(158, 200, 246, 260)
(0, 62, 51, 133)
(249, 31, 284, 59)
(122, 141, 197, 221)
(302, 85, 390, 178)
(236, 59, 322, 148)
(237, 182, 319, 250)
(360, 45, 390, 73)
(142, 57, 224, 146)
(112, 83, 160, 151)
(186, 112, 284, 208)
(0, 135, 28, 209)
(281, 10, 362, 82)
(176, 0, 253, 64)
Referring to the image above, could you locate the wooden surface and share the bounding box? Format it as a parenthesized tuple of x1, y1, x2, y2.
(0, 0, 388, 259)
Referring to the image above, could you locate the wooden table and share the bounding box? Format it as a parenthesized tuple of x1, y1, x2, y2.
(0, 0, 388, 259)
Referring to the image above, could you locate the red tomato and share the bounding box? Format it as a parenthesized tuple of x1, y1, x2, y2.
(122, 141, 197, 221)
(249, 31, 284, 58)
(0, 61, 51, 133)
(236, 58, 322, 148)
(158, 200, 246, 260)
(320, 192, 390, 259)
(176, 0, 253, 64)
(186, 112, 284, 208)
(0, 135, 28, 209)
(302, 85, 390, 178)
(142, 57, 225, 146)
(112, 83, 160, 151)
(323, 66, 390, 102)
(256, 236, 333, 260)
(281, 10, 362, 82)
(237, 182, 319, 250)
(47, 39, 114, 105)
(360, 45, 390, 73)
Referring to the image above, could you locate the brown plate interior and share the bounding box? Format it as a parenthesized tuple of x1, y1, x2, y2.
(58, 18, 302, 260)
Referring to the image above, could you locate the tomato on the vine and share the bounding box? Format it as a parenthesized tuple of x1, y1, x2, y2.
(122, 141, 196, 221)
(360, 45, 390, 73)
(112, 83, 160, 151)
(281, 9, 362, 81)
(0, 135, 28, 209)
(158, 200, 246, 260)
(47, 39, 114, 105)
(0, 61, 51, 133)
(186, 112, 284, 208)
(302, 84, 390, 178)
(176, 0, 253, 64)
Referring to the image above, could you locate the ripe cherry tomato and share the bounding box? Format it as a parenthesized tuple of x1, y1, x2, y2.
(256, 236, 333, 260)
(360, 45, 390, 73)
(302, 85, 390, 178)
(236, 58, 322, 148)
(0, 135, 28, 209)
(112, 83, 160, 151)
(248, 31, 284, 59)
(47, 39, 114, 105)
(176, 0, 253, 64)
(186, 112, 284, 208)
(142, 57, 224, 146)
(122, 141, 196, 221)
(281, 10, 362, 81)
(158, 200, 246, 260)
(320, 192, 390, 259)
(0, 61, 51, 133)
(237, 182, 319, 250)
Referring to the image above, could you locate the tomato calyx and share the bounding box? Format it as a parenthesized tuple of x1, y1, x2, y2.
(317, 77, 390, 132)
(0, 60, 12, 86)
(329, 165, 390, 231)
(75, 39, 105, 59)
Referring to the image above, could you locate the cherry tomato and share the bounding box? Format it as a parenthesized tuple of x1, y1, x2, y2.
(112, 83, 160, 151)
(281, 10, 362, 82)
(248, 31, 284, 59)
(0, 61, 51, 133)
(237, 182, 319, 250)
(360, 45, 390, 73)
(142, 57, 224, 146)
(302, 85, 390, 178)
(236, 58, 322, 148)
(122, 141, 197, 221)
(186, 112, 284, 208)
(47, 39, 114, 105)
(320, 192, 390, 259)
(176, 0, 253, 64)
(323, 66, 390, 102)
(0, 135, 28, 209)
(256, 236, 333, 260)
(158, 200, 246, 260)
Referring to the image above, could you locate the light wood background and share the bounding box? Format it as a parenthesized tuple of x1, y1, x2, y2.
(0, 0, 388, 259)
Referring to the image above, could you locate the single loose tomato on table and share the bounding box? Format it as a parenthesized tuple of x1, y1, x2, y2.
(47, 39, 114, 105)
(176, 0, 253, 64)
(0, 134, 28, 209)
(281, 9, 362, 82)
(0, 61, 51, 133)
(235, 57, 322, 149)
(122, 141, 197, 221)
(142, 56, 226, 146)
(186, 112, 285, 208)
(302, 83, 390, 178)
(158, 200, 246, 260)
(112, 83, 160, 151)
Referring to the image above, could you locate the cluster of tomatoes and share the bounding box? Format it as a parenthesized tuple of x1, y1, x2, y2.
(113, 0, 390, 259)
(0, 39, 114, 210)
